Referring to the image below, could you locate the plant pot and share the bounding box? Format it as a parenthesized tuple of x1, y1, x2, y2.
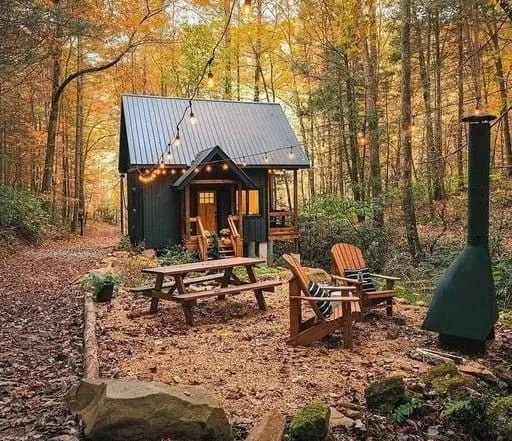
(96, 283, 114, 302)
(221, 237, 232, 247)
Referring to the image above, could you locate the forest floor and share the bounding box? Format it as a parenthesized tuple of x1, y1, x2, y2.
(0, 223, 118, 441)
(96, 261, 512, 440)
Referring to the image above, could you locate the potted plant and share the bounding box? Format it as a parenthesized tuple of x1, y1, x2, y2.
(82, 272, 122, 302)
(219, 228, 232, 246)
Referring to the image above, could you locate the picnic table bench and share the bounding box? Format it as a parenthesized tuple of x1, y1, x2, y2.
(137, 257, 283, 325)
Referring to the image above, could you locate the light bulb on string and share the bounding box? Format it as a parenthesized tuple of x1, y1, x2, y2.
(162, 169, 167, 176)
(289, 146, 295, 158)
(222, 163, 229, 170)
(173, 128, 181, 145)
(207, 69, 214, 88)
(242, 158, 248, 167)
(264, 152, 269, 162)
(243, 0, 252, 17)
(194, 167, 200, 173)
(159, 160, 165, 169)
(182, 169, 186, 174)
(189, 100, 197, 125)
(206, 165, 212, 172)
(170, 169, 176, 175)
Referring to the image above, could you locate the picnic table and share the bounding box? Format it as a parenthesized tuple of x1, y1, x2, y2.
(138, 257, 283, 325)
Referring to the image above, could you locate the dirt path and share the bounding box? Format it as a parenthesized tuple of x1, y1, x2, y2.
(0, 223, 119, 441)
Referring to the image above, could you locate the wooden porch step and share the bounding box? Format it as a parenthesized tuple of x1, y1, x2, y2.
(130, 273, 224, 296)
(172, 280, 283, 302)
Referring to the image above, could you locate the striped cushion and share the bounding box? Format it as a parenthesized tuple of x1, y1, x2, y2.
(307, 281, 332, 318)
(344, 267, 376, 292)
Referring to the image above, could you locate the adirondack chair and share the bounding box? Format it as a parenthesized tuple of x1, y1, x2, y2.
(330, 243, 400, 316)
(282, 254, 360, 349)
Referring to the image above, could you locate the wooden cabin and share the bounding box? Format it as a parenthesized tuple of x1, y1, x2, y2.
(118, 95, 309, 261)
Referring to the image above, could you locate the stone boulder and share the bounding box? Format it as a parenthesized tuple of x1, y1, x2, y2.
(246, 411, 286, 441)
(364, 376, 406, 414)
(289, 402, 330, 441)
(487, 395, 512, 440)
(420, 362, 465, 394)
(69, 378, 232, 441)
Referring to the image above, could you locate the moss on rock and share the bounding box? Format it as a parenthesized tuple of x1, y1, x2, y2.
(420, 363, 465, 394)
(365, 376, 406, 414)
(487, 395, 512, 440)
(289, 402, 330, 441)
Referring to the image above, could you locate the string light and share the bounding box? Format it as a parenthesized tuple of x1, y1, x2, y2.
(222, 163, 229, 170)
(189, 100, 197, 125)
(242, 158, 248, 167)
(264, 152, 269, 162)
(182, 169, 186, 174)
(206, 165, 212, 172)
(194, 167, 200, 173)
(289, 146, 295, 158)
(159, 160, 165, 169)
(243, 0, 252, 17)
(207, 69, 214, 88)
(171, 169, 176, 175)
(173, 128, 181, 145)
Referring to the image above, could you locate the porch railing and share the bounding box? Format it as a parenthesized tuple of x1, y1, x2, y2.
(269, 210, 299, 238)
(190, 216, 209, 261)
(227, 215, 243, 257)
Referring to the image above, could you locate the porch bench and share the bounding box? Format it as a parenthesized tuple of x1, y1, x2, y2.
(129, 272, 225, 297)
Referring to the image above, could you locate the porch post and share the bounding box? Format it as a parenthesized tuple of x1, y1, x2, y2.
(293, 169, 299, 233)
(185, 185, 190, 241)
(237, 182, 243, 240)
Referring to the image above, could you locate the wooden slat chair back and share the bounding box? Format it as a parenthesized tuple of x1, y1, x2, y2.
(282, 254, 360, 349)
(330, 243, 399, 316)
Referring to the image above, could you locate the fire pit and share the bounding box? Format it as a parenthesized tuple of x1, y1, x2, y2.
(422, 110, 499, 355)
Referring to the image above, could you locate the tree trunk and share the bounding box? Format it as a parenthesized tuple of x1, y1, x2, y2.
(456, 2, 465, 191)
(363, 0, 383, 228)
(253, 0, 262, 102)
(222, 0, 232, 99)
(432, 6, 444, 200)
(400, 0, 422, 260)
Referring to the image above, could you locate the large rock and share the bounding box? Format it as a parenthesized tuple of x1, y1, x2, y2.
(69, 378, 232, 441)
(487, 395, 512, 440)
(420, 362, 465, 394)
(246, 411, 286, 441)
(289, 402, 330, 441)
(364, 376, 406, 413)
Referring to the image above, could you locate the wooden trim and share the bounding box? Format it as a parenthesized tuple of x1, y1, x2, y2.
(237, 182, 243, 240)
(293, 169, 298, 231)
(185, 185, 190, 241)
(191, 179, 239, 185)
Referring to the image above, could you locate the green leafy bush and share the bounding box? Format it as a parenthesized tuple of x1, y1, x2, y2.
(81, 272, 121, 298)
(117, 234, 134, 252)
(297, 195, 387, 271)
(159, 245, 197, 266)
(493, 254, 512, 309)
(442, 396, 490, 439)
(391, 397, 424, 423)
(0, 184, 50, 242)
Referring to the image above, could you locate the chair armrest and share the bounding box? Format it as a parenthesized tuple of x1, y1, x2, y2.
(290, 296, 360, 302)
(320, 285, 354, 292)
(370, 273, 400, 281)
(331, 275, 362, 285)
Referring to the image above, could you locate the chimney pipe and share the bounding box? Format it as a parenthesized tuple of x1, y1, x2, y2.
(422, 111, 499, 355)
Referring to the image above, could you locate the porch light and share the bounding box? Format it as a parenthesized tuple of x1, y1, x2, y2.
(194, 167, 200, 173)
(162, 169, 167, 175)
(222, 163, 229, 170)
(170, 169, 176, 175)
(206, 165, 212, 172)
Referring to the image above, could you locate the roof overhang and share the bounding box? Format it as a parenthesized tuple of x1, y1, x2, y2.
(172, 146, 257, 190)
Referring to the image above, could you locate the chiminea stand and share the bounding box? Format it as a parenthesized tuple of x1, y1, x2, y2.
(422, 110, 499, 355)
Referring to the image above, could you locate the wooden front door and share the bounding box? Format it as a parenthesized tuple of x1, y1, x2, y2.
(198, 191, 217, 233)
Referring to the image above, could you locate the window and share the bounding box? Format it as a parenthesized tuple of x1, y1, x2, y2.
(199, 192, 215, 204)
(237, 190, 260, 215)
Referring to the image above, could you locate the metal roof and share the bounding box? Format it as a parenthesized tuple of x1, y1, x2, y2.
(172, 146, 257, 189)
(119, 95, 309, 170)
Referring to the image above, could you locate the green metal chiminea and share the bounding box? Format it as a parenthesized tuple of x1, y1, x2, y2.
(422, 110, 499, 355)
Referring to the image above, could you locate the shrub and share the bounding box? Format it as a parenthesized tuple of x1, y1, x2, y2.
(159, 245, 197, 266)
(81, 272, 121, 298)
(297, 195, 387, 271)
(442, 396, 490, 439)
(493, 254, 512, 309)
(0, 184, 50, 242)
(391, 396, 424, 423)
(117, 234, 134, 252)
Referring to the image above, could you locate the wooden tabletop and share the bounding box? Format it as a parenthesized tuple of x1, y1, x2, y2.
(142, 257, 266, 276)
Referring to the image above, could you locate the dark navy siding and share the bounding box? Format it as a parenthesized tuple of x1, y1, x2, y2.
(142, 175, 180, 249)
(127, 172, 144, 245)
